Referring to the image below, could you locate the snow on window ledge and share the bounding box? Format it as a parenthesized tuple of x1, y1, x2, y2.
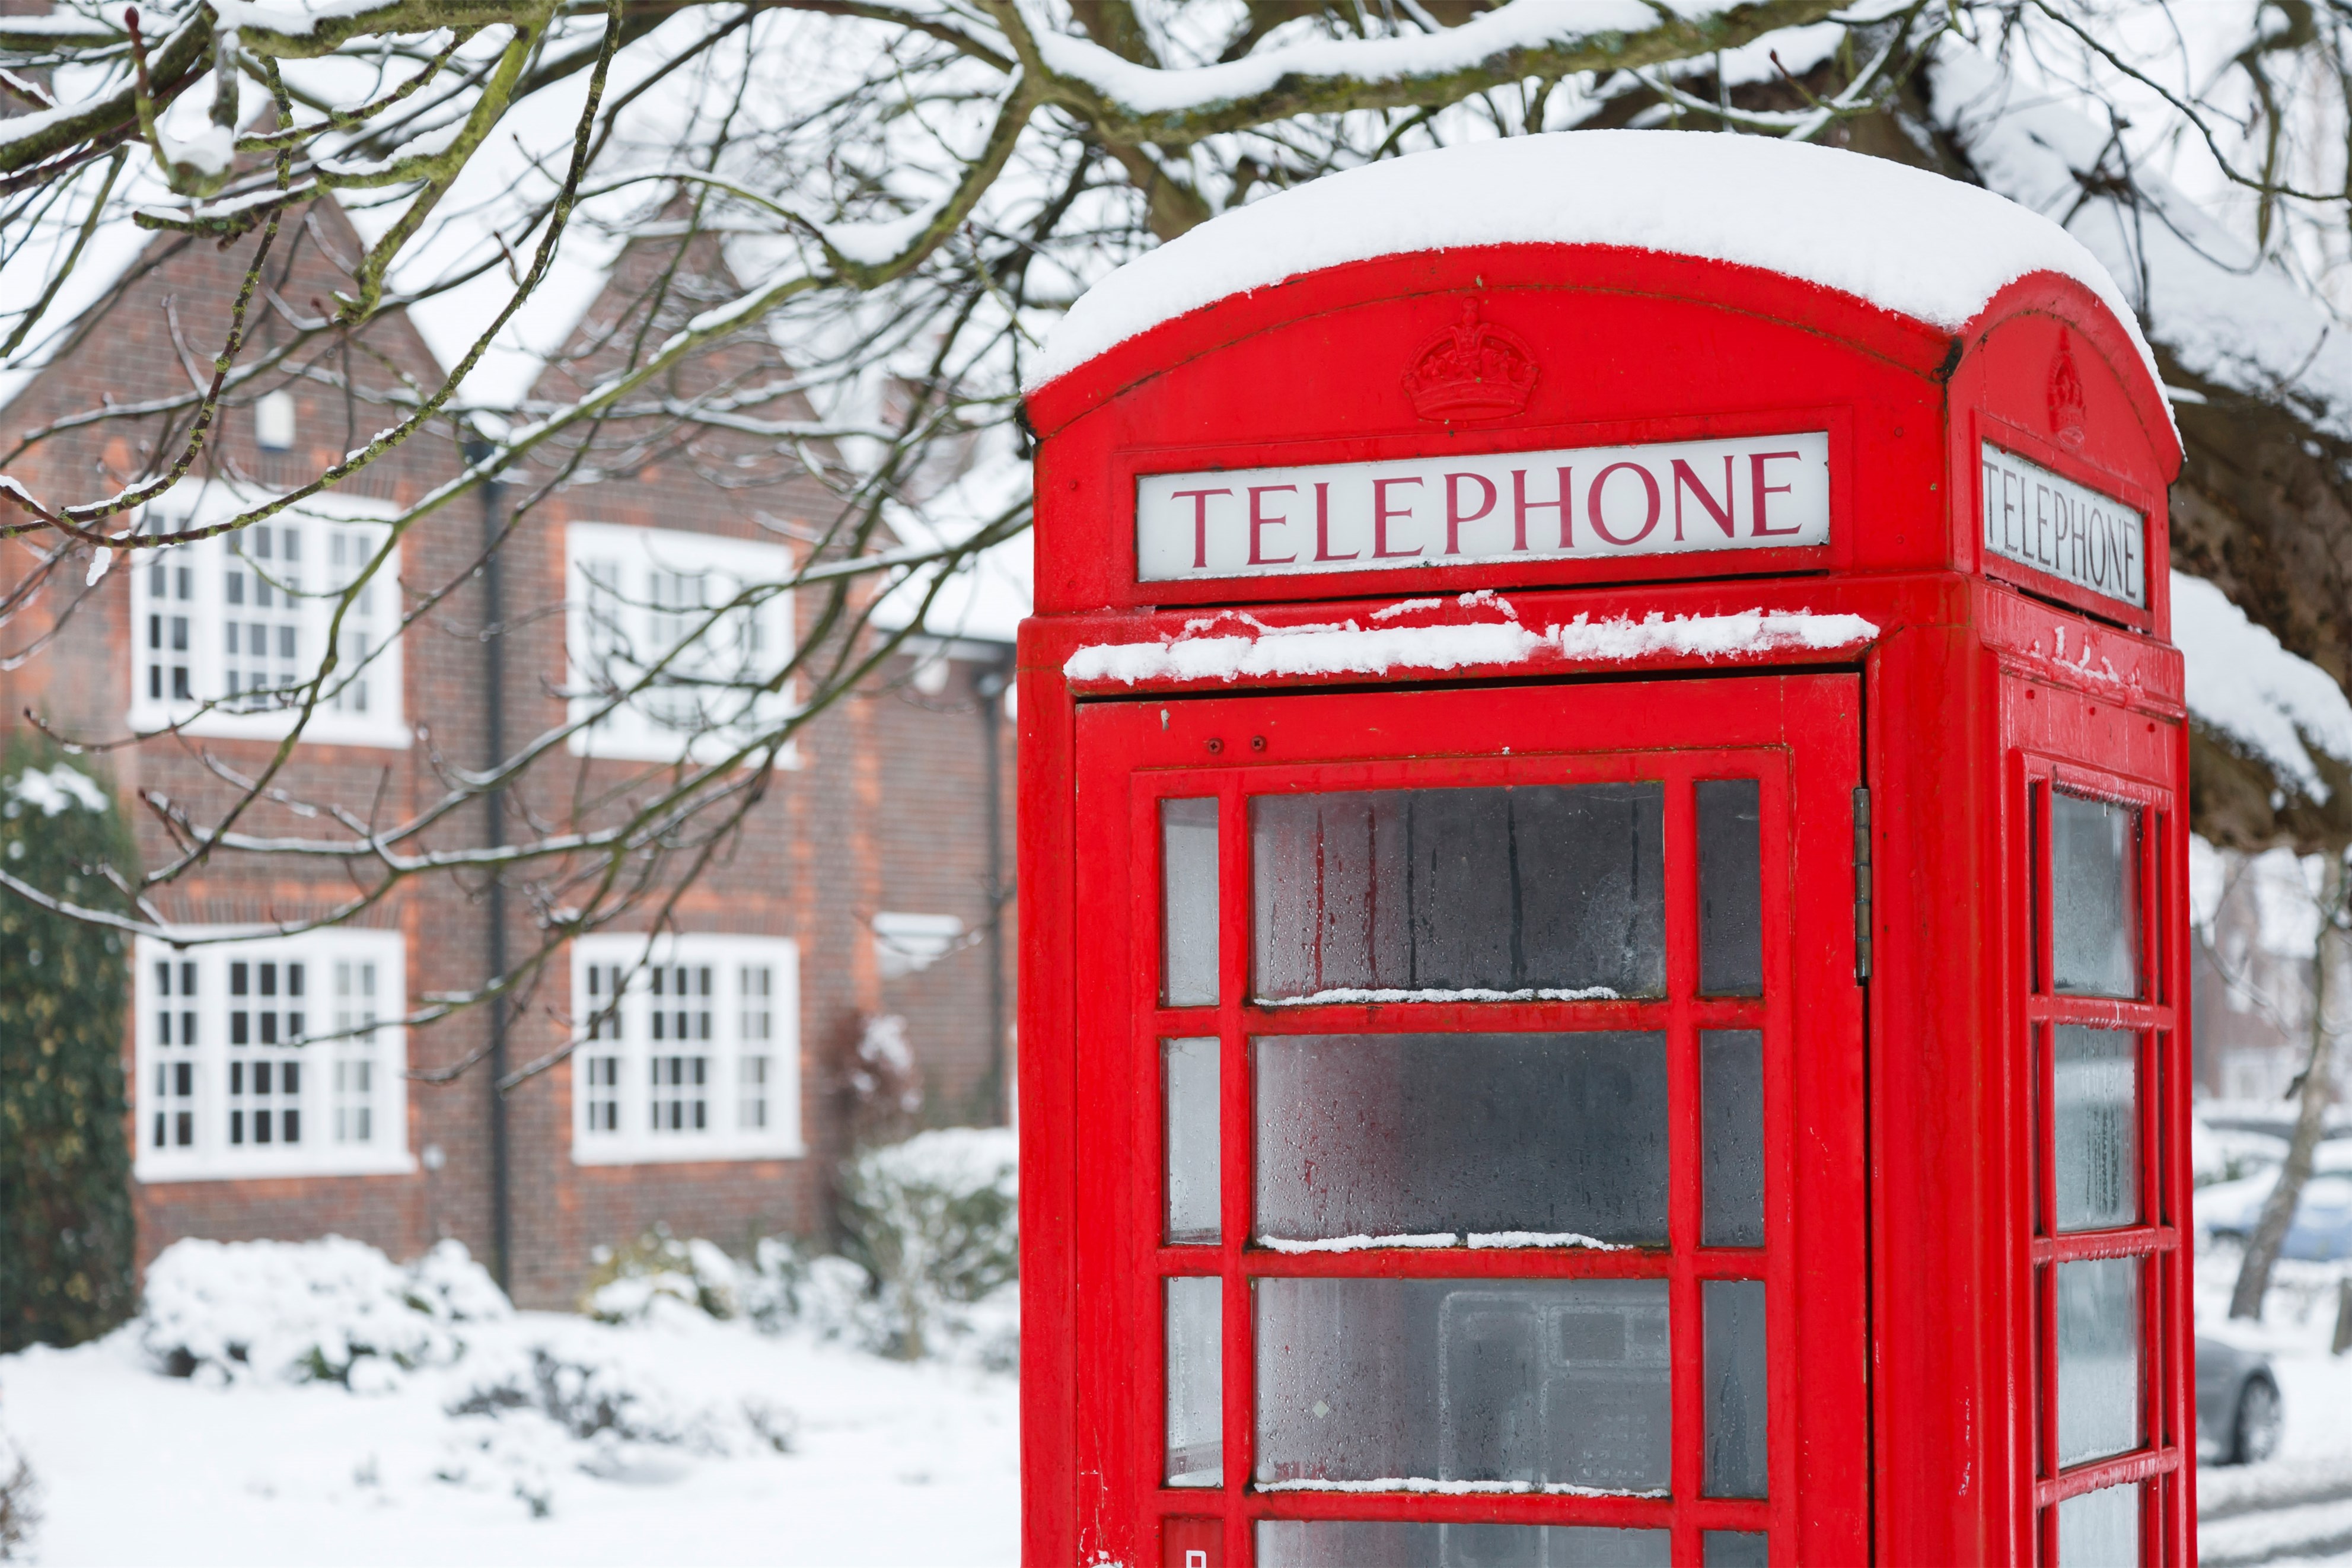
(1063, 598, 1878, 687)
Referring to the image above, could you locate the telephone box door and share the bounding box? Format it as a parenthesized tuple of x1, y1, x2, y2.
(1069, 673, 1868, 1566)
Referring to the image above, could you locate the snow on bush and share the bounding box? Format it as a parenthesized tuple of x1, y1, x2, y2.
(139, 1236, 507, 1389)
(835, 1127, 1018, 1364)
(0, 1423, 35, 1563)
(579, 1228, 742, 1324)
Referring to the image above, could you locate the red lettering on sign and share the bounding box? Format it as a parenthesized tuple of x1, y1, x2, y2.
(1512, 467, 1571, 550)
(1445, 473, 1497, 555)
(1168, 488, 1231, 569)
(1588, 461, 1661, 547)
(1749, 451, 1804, 537)
(1671, 456, 1737, 541)
(1311, 482, 1355, 562)
(1372, 476, 1423, 559)
(1246, 485, 1298, 566)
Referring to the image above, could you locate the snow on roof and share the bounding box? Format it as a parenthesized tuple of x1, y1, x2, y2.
(1030, 129, 2157, 392)
(2173, 570, 2352, 802)
(1932, 46, 2352, 440)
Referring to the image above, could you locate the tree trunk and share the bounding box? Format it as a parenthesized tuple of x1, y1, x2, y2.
(2232, 852, 2349, 1318)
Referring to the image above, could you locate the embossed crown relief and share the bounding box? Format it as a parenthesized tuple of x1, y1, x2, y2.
(2047, 333, 2089, 450)
(1403, 302, 1539, 423)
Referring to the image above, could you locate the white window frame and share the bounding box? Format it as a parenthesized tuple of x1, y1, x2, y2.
(133, 928, 413, 1182)
(127, 489, 408, 748)
(564, 522, 799, 765)
(569, 932, 803, 1164)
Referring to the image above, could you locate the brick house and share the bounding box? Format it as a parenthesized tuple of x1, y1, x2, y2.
(0, 197, 1018, 1308)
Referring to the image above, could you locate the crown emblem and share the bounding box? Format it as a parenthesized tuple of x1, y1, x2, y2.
(2048, 334, 2088, 449)
(1403, 303, 1538, 423)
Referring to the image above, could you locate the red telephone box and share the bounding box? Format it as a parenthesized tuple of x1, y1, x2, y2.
(1016, 135, 2191, 1567)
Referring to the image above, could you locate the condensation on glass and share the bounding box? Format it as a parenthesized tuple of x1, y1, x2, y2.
(1165, 1276, 1223, 1487)
(2055, 1482, 2140, 1567)
(1697, 779, 1764, 996)
(2054, 1027, 2138, 1232)
(1704, 1280, 1769, 1498)
(2051, 792, 2140, 999)
(1162, 798, 1221, 1008)
(1257, 1519, 1671, 1567)
(1254, 1277, 1670, 1492)
(1250, 784, 1665, 1001)
(1703, 1030, 1765, 1248)
(1702, 1532, 1770, 1567)
(1164, 1037, 1220, 1245)
(1254, 1032, 1668, 1245)
(2055, 1257, 2141, 1467)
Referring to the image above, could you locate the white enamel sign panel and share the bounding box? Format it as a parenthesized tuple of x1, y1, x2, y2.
(1135, 432, 1831, 583)
(1980, 444, 2146, 610)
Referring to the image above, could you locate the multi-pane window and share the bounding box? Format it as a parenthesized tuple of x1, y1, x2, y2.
(331, 958, 380, 1144)
(1156, 761, 1787, 1559)
(740, 964, 775, 1130)
(221, 525, 305, 706)
(582, 962, 626, 1133)
(326, 526, 385, 716)
(133, 930, 409, 1180)
(129, 497, 405, 748)
(570, 935, 801, 1163)
(2029, 780, 2176, 1561)
(564, 522, 797, 763)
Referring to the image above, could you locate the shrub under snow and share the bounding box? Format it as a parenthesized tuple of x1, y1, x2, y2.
(579, 1229, 743, 1324)
(835, 1127, 1018, 1363)
(139, 1236, 508, 1389)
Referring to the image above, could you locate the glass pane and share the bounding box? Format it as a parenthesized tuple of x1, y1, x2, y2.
(2055, 1258, 2141, 1467)
(1703, 1030, 1766, 1247)
(1163, 798, 1221, 1007)
(1703, 1533, 1769, 1567)
(1251, 784, 1665, 1002)
(1704, 1280, 1769, 1498)
(1255, 1277, 1669, 1493)
(1164, 1038, 1220, 1245)
(1697, 779, 1763, 996)
(2055, 1482, 2140, 1566)
(1255, 1032, 1668, 1247)
(2051, 793, 2139, 998)
(1257, 1520, 1670, 1567)
(2054, 1027, 2138, 1232)
(1165, 1276, 1223, 1487)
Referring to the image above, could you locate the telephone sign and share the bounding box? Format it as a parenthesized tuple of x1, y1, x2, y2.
(1136, 430, 1831, 582)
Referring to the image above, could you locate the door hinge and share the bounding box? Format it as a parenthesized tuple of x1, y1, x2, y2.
(1853, 785, 1873, 983)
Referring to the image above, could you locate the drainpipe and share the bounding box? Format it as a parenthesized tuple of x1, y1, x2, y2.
(976, 650, 1012, 1124)
(465, 439, 513, 1294)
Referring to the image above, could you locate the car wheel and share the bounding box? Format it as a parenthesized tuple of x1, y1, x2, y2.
(2232, 1375, 2283, 1465)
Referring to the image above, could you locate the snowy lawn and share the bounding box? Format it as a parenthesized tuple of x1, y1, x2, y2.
(1, 1304, 1016, 1566)
(0, 1220, 1021, 1568)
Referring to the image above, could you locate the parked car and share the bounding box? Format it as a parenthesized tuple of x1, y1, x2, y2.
(2197, 1336, 2283, 1465)
(2197, 1171, 2352, 1261)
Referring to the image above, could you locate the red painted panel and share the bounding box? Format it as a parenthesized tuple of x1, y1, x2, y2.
(1040, 675, 1863, 1564)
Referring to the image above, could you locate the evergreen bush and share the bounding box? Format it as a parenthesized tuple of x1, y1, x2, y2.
(0, 739, 138, 1352)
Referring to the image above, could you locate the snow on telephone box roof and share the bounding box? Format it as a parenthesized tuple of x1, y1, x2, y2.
(1030, 130, 2160, 393)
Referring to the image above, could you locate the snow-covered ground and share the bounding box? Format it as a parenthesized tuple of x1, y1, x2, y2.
(2199, 1244, 2352, 1566)
(0, 1248, 1017, 1567)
